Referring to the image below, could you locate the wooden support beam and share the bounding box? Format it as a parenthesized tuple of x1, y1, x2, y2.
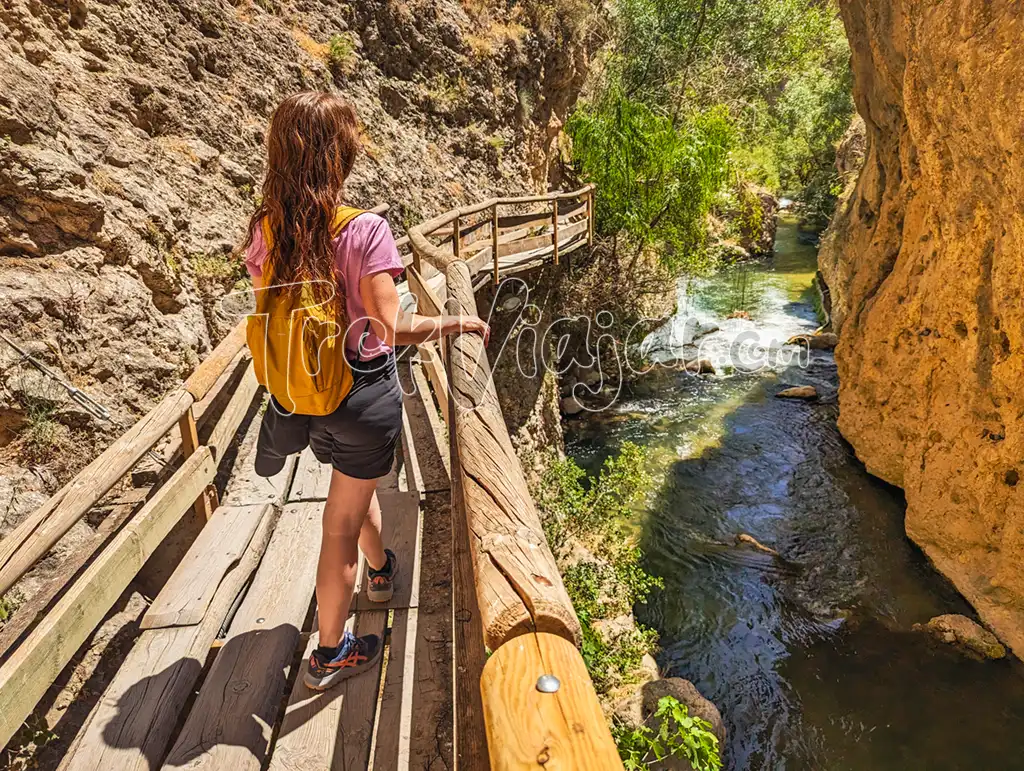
(479, 633, 623, 770)
(0, 447, 217, 751)
(587, 188, 594, 247)
(444, 262, 580, 651)
(492, 204, 500, 286)
(453, 214, 462, 261)
(183, 321, 247, 401)
(416, 342, 451, 426)
(552, 199, 560, 266)
(178, 407, 215, 521)
(0, 386, 194, 597)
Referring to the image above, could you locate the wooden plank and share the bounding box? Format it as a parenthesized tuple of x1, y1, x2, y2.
(163, 502, 323, 770)
(397, 361, 451, 493)
(183, 320, 247, 401)
(63, 504, 280, 771)
(268, 611, 386, 771)
(140, 504, 266, 629)
(287, 447, 332, 502)
(496, 211, 551, 232)
(416, 342, 451, 426)
(466, 246, 493, 277)
(480, 633, 623, 770)
(0, 386, 194, 596)
(492, 205, 500, 285)
(220, 399, 298, 508)
(445, 262, 580, 651)
(353, 490, 420, 611)
(407, 265, 444, 317)
(552, 199, 559, 266)
(497, 220, 588, 260)
(450, 451, 489, 769)
(0, 447, 217, 750)
(0, 489, 149, 661)
(206, 363, 260, 462)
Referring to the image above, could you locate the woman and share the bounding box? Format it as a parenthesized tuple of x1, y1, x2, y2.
(242, 91, 488, 691)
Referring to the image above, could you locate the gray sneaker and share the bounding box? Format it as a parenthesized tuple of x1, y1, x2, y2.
(367, 548, 397, 603)
(304, 630, 383, 691)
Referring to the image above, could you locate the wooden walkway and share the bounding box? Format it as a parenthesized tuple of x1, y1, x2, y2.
(0, 186, 621, 770)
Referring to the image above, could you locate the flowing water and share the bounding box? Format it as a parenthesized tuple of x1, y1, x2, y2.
(566, 215, 1024, 770)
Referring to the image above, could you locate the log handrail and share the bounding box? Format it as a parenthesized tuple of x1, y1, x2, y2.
(408, 184, 595, 277)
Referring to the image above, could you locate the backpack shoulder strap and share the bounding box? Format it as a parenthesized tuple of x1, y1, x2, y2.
(330, 206, 366, 235)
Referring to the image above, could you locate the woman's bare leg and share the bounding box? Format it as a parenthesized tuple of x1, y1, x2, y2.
(317, 469, 379, 649)
(359, 490, 387, 572)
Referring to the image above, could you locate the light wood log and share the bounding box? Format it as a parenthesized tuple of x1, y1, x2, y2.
(178, 407, 215, 521)
(0, 447, 217, 751)
(552, 199, 559, 266)
(445, 262, 580, 651)
(183, 321, 247, 401)
(163, 501, 323, 770)
(0, 489, 149, 662)
(140, 504, 266, 629)
(479, 633, 623, 770)
(205, 362, 260, 462)
(416, 342, 450, 426)
(62, 504, 279, 771)
(407, 265, 444, 317)
(0, 386, 194, 597)
(492, 204, 500, 285)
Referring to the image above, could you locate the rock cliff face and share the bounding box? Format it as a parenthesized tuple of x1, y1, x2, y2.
(0, 0, 599, 507)
(822, 0, 1024, 655)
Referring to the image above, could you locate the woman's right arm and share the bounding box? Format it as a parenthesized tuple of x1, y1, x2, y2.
(395, 310, 490, 346)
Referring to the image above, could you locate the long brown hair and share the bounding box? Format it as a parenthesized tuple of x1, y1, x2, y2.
(244, 91, 360, 314)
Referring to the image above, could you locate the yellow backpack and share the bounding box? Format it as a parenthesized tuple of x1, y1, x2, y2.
(247, 206, 364, 416)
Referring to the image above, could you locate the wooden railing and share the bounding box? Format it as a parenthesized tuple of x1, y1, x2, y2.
(409, 186, 623, 769)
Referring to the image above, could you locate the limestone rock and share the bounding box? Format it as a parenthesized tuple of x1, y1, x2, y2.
(914, 614, 1006, 661)
(560, 395, 585, 416)
(776, 385, 817, 400)
(822, 0, 1024, 657)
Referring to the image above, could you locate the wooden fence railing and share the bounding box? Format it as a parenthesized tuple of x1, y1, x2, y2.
(409, 186, 623, 770)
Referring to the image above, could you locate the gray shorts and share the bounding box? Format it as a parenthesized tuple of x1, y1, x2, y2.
(254, 353, 403, 480)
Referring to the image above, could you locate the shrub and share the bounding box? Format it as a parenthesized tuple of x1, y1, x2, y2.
(613, 696, 723, 771)
(327, 34, 356, 76)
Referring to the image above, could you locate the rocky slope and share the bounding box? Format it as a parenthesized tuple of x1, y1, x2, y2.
(0, 0, 600, 520)
(821, 0, 1024, 655)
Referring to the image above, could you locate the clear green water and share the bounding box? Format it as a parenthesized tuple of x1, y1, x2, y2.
(567, 216, 1024, 770)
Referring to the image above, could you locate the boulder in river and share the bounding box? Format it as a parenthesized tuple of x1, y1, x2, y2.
(776, 385, 818, 400)
(560, 395, 585, 416)
(786, 332, 839, 350)
(914, 614, 1006, 661)
(614, 678, 726, 768)
(684, 358, 716, 375)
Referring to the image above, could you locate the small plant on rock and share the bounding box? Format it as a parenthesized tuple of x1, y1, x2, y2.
(613, 696, 723, 771)
(327, 34, 356, 76)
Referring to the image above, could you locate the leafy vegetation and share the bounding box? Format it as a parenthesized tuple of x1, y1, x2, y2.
(535, 443, 663, 693)
(327, 34, 356, 76)
(614, 696, 723, 771)
(567, 0, 854, 272)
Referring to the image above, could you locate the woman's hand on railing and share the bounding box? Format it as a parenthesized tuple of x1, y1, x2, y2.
(395, 311, 490, 346)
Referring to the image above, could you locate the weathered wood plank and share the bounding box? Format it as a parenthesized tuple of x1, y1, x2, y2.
(268, 611, 386, 771)
(445, 262, 580, 651)
(287, 447, 332, 503)
(0, 489, 148, 662)
(353, 490, 419, 611)
(206, 363, 260, 462)
(140, 504, 266, 629)
(63, 504, 279, 771)
(480, 633, 623, 770)
(497, 210, 552, 232)
(416, 342, 451, 426)
(497, 219, 588, 260)
(0, 387, 194, 597)
(398, 360, 451, 492)
(183, 321, 247, 401)
(220, 398, 298, 507)
(0, 447, 217, 751)
(407, 265, 444, 317)
(162, 501, 322, 770)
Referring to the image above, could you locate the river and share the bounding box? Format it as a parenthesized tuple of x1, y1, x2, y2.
(566, 215, 1024, 770)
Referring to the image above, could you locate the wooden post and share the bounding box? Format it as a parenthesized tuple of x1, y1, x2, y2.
(587, 189, 594, 248)
(480, 633, 623, 770)
(178, 407, 216, 521)
(445, 262, 580, 651)
(552, 199, 559, 266)
(453, 214, 462, 261)
(492, 203, 500, 286)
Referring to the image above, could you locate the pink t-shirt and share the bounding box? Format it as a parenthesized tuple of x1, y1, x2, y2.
(244, 212, 405, 360)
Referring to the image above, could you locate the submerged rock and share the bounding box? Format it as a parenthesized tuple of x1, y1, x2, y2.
(683, 358, 716, 375)
(786, 332, 839, 350)
(736, 533, 779, 557)
(914, 614, 1006, 661)
(776, 385, 818, 400)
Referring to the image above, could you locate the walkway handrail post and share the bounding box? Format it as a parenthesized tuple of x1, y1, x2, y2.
(552, 198, 560, 265)
(492, 202, 500, 286)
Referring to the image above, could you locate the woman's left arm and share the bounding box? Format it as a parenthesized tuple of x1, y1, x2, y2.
(360, 272, 490, 347)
